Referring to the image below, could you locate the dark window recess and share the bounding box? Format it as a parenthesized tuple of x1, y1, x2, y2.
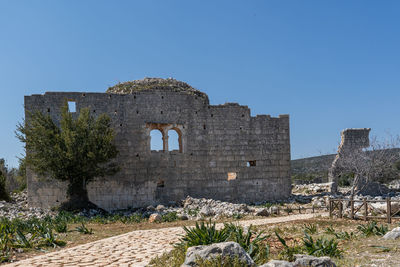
(247, 161, 256, 167)
(82, 93, 86, 97)
(161, 96, 164, 99)
(47, 108, 50, 112)
(136, 110, 139, 114)
(203, 124, 206, 130)
(161, 111, 163, 114)
(134, 95, 136, 99)
(157, 180, 165, 188)
(211, 114, 214, 117)
(120, 124, 123, 127)
(242, 114, 245, 117)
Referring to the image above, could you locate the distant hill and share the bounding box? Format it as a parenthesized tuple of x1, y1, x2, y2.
(290, 148, 400, 183)
(291, 154, 336, 176)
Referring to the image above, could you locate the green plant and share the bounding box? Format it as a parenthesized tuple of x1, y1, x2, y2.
(178, 220, 228, 248)
(54, 220, 68, 233)
(185, 208, 199, 217)
(303, 233, 342, 258)
(357, 221, 388, 237)
(14, 229, 34, 248)
(232, 213, 243, 220)
(38, 226, 66, 248)
(304, 223, 318, 234)
(0, 170, 10, 202)
(16, 101, 119, 211)
(148, 246, 186, 267)
(324, 225, 356, 240)
(162, 212, 178, 222)
(75, 223, 93, 235)
(224, 223, 269, 264)
(275, 231, 302, 262)
(324, 225, 336, 235)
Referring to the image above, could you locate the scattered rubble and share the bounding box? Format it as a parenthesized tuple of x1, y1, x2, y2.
(0, 190, 55, 220)
(181, 241, 255, 267)
(383, 227, 400, 240)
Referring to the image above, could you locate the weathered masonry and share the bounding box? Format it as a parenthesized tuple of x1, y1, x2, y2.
(25, 78, 291, 211)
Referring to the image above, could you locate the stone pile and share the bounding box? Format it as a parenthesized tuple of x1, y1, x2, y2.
(181, 196, 252, 219)
(180, 241, 337, 267)
(292, 182, 332, 195)
(0, 190, 54, 220)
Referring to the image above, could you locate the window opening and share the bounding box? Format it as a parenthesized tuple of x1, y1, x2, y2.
(247, 161, 256, 167)
(227, 172, 237, 181)
(168, 129, 180, 151)
(67, 101, 76, 112)
(150, 129, 163, 151)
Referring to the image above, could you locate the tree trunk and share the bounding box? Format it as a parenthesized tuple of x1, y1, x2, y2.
(60, 178, 105, 212)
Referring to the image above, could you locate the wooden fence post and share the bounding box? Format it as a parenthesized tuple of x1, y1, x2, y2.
(387, 197, 392, 224)
(350, 196, 354, 220)
(329, 198, 332, 218)
(363, 198, 367, 221)
(339, 200, 343, 219)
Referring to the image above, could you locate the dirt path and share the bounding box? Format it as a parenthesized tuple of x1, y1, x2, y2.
(4, 212, 328, 267)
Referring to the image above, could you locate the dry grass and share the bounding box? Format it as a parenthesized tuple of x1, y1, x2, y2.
(255, 218, 400, 266)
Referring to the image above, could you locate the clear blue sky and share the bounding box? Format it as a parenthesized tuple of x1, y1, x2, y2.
(1, 0, 399, 168)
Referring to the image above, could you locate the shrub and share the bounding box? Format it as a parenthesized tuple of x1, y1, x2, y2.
(303, 233, 343, 258)
(148, 246, 186, 267)
(177, 220, 228, 248)
(0, 170, 10, 202)
(357, 221, 388, 237)
(54, 220, 68, 233)
(75, 223, 93, 235)
(324, 225, 356, 240)
(303, 223, 318, 234)
(224, 223, 269, 264)
(162, 212, 178, 222)
(275, 231, 302, 262)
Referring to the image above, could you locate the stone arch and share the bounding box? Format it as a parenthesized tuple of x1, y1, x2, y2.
(149, 129, 164, 151)
(167, 128, 182, 152)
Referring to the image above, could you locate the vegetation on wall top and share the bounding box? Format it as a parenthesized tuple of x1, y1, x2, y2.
(106, 77, 209, 100)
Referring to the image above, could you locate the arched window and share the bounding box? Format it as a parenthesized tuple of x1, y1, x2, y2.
(150, 129, 163, 151)
(168, 129, 180, 151)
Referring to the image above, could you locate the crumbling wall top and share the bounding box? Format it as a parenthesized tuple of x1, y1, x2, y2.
(106, 77, 209, 101)
(340, 128, 371, 149)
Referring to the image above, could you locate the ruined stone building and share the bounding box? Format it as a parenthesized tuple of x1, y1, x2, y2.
(328, 128, 371, 193)
(25, 78, 291, 211)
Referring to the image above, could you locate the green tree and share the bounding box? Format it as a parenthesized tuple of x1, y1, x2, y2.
(16, 102, 119, 211)
(0, 169, 10, 201)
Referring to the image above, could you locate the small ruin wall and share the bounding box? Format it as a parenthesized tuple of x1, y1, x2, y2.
(25, 90, 291, 210)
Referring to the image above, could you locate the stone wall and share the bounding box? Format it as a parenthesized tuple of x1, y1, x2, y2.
(25, 89, 291, 211)
(328, 128, 371, 192)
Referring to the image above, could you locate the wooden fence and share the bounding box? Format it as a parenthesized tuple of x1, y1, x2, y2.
(329, 197, 400, 223)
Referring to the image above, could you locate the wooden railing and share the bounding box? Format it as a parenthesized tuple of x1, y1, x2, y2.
(329, 197, 400, 223)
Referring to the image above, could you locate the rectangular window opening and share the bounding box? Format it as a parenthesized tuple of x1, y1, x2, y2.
(227, 172, 237, 181)
(247, 161, 256, 167)
(68, 101, 76, 112)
